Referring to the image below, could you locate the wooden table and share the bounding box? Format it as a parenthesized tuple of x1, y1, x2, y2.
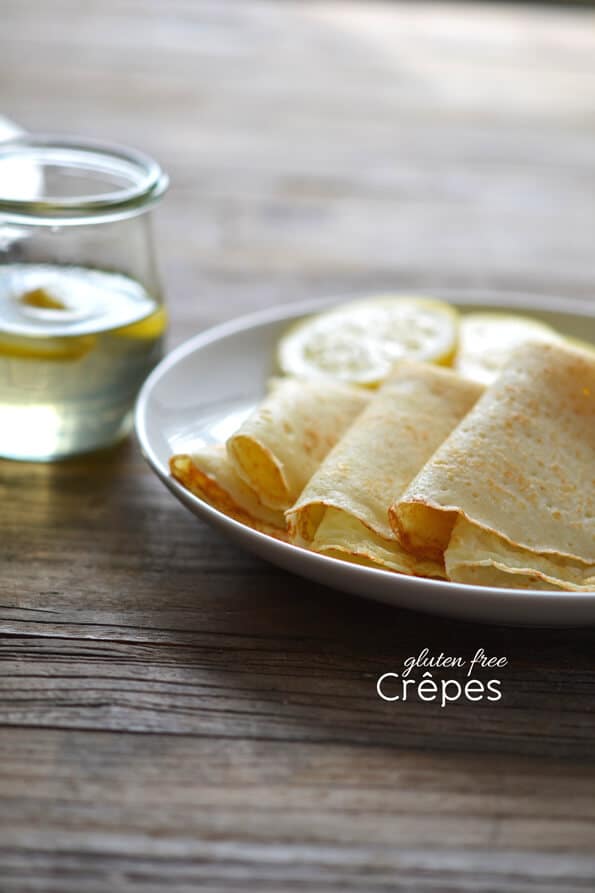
(2, 2, 595, 890)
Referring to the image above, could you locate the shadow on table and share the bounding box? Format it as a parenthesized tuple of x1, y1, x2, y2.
(154, 560, 595, 763)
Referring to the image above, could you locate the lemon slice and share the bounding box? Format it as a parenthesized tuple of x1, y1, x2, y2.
(455, 313, 560, 385)
(0, 332, 96, 361)
(0, 285, 96, 359)
(114, 306, 167, 340)
(20, 286, 68, 311)
(277, 296, 459, 387)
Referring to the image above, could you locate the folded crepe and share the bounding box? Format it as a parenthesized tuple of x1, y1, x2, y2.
(226, 377, 370, 510)
(170, 446, 287, 539)
(285, 362, 483, 576)
(445, 517, 595, 591)
(391, 341, 595, 591)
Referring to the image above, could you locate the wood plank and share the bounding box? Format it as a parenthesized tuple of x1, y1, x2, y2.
(2, 1, 595, 890)
(1, 730, 595, 892)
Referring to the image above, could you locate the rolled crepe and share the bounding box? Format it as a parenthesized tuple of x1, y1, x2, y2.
(227, 377, 370, 510)
(445, 517, 595, 591)
(286, 362, 483, 576)
(391, 341, 595, 591)
(170, 446, 287, 539)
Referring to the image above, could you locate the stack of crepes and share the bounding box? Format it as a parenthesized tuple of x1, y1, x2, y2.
(170, 340, 595, 592)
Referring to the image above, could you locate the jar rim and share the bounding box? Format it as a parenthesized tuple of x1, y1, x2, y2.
(0, 134, 168, 223)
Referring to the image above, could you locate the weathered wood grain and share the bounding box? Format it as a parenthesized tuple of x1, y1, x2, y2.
(1, 1, 595, 891)
(2, 730, 595, 892)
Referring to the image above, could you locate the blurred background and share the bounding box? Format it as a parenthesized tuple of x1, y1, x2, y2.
(2, 0, 595, 344)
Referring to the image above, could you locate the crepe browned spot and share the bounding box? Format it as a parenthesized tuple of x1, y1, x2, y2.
(286, 362, 483, 576)
(226, 377, 370, 510)
(170, 446, 287, 539)
(391, 341, 595, 591)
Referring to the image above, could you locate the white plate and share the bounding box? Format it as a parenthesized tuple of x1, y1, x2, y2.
(135, 290, 595, 627)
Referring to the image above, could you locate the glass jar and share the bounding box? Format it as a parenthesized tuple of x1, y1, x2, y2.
(0, 135, 168, 461)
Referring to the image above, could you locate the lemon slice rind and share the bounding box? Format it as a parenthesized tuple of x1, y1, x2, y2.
(114, 306, 167, 340)
(0, 333, 96, 361)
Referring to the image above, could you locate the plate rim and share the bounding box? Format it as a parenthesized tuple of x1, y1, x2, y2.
(135, 289, 595, 609)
